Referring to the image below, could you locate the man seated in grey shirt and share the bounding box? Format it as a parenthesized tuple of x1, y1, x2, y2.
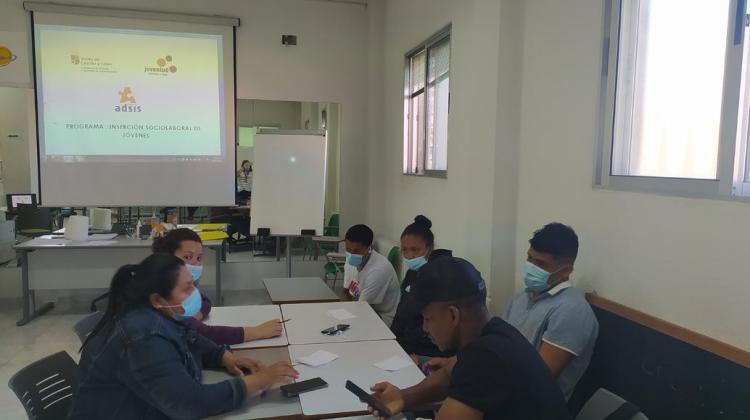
(425, 223, 598, 400)
(503, 222, 598, 400)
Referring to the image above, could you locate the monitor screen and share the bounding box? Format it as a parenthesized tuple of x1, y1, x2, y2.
(7, 194, 37, 209)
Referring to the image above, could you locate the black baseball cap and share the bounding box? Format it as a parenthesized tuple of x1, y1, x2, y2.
(412, 256, 487, 310)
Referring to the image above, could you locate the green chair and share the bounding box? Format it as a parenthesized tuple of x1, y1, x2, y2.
(386, 246, 401, 273)
(324, 213, 339, 237)
(324, 255, 346, 288)
(317, 213, 341, 258)
(302, 236, 316, 260)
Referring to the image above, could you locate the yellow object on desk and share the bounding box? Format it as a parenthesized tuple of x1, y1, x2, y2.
(194, 223, 228, 232)
(198, 231, 229, 241)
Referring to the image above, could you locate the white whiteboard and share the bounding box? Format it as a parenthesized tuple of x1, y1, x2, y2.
(250, 131, 327, 236)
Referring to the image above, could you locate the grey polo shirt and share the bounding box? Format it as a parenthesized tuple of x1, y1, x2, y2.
(503, 281, 599, 400)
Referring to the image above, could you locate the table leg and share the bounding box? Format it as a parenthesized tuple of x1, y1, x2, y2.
(276, 237, 281, 261)
(286, 236, 292, 277)
(16, 250, 54, 326)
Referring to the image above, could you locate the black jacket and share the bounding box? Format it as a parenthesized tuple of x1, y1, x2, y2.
(391, 249, 455, 358)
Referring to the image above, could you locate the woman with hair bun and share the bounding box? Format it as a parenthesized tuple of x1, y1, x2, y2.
(391, 215, 454, 359)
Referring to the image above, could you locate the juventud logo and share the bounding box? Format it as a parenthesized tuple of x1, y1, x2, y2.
(0, 46, 17, 67)
(144, 54, 177, 75)
(115, 87, 142, 112)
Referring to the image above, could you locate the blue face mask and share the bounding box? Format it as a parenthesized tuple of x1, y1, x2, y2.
(161, 288, 202, 320)
(404, 255, 428, 271)
(346, 249, 372, 267)
(186, 264, 203, 283)
(523, 261, 552, 292)
(346, 251, 366, 266)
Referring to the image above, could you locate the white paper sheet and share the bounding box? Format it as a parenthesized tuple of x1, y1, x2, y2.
(373, 356, 414, 372)
(296, 350, 339, 367)
(326, 309, 357, 321)
(87, 233, 118, 240)
(74, 240, 119, 246)
(23, 238, 71, 246)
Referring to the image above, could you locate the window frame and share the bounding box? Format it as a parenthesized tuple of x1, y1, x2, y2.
(403, 25, 451, 178)
(595, 0, 747, 201)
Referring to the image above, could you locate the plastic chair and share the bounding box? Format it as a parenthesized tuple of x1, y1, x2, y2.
(8, 351, 79, 420)
(576, 388, 648, 420)
(302, 236, 316, 260)
(324, 213, 339, 236)
(73, 312, 104, 344)
(324, 252, 346, 288)
(386, 246, 401, 272)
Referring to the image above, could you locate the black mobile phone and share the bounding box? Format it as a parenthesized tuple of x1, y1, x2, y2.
(280, 377, 328, 398)
(321, 324, 350, 335)
(345, 380, 391, 417)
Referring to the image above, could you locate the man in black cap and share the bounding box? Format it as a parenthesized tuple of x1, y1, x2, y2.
(368, 256, 569, 420)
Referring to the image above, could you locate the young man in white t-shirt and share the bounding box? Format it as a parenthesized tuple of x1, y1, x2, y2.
(343, 224, 401, 326)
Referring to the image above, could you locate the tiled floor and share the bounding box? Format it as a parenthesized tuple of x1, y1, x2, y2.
(0, 289, 271, 420)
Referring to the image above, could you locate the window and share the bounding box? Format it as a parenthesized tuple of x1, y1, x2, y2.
(404, 26, 451, 176)
(597, 0, 750, 199)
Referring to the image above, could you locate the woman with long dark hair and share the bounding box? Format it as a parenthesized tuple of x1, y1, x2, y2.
(69, 253, 298, 419)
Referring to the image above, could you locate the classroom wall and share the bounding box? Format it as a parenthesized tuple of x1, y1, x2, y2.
(367, 0, 517, 310)
(0, 87, 34, 196)
(515, 0, 750, 351)
(0, 0, 368, 233)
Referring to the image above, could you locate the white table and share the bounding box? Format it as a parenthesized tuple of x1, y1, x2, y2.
(205, 305, 289, 349)
(263, 277, 339, 304)
(203, 347, 302, 420)
(288, 340, 425, 417)
(312, 236, 341, 260)
(280, 302, 396, 345)
(14, 237, 224, 326)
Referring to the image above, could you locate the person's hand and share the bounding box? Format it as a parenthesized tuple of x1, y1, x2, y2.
(424, 357, 452, 372)
(244, 319, 283, 341)
(244, 362, 299, 393)
(222, 351, 264, 376)
(368, 382, 405, 418)
(193, 311, 204, 321)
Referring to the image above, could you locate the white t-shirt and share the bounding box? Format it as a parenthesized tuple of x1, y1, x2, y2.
(343, 250, 401, 327)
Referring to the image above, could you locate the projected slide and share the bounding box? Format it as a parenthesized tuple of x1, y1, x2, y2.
(35, 25, 224, 158)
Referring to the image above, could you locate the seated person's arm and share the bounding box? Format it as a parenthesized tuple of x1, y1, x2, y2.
(539, 342, 575, 377)
(539, 300, 598, 377)
(371, 357, 455, 416)
(402, 361, 453, 408)
(125, 336, 245, 419)
(357, 267, 390, 305)
(435, 398, 483, 420)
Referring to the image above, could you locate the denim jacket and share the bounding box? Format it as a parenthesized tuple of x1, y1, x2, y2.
(69, 307, 246, 419)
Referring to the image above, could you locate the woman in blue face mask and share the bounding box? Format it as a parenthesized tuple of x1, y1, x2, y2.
(70, 254, 299, 419)
(153, 229, 283, 345)
(390, 215, 454, 360)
